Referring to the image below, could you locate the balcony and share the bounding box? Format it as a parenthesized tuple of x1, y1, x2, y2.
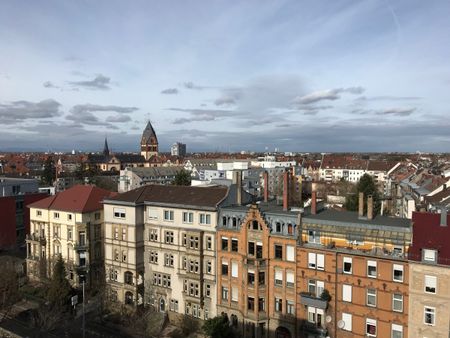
(301, 321, 328, 337)
(74, 242, 88, 251)
(299, 292, 328, 310)
(26, 233, 46, 245)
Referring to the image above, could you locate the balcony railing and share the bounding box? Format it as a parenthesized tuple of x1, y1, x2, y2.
(74, 242, 88, 251)
(26, 233, 46, 245)
(299, 292, 328, 309)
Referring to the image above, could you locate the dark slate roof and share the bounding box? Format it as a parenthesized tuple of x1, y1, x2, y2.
(303, 208, 411, 229)
(105, 184, 228, 208)
(142, 121, 158, 143)
(114, 154, 146, 163)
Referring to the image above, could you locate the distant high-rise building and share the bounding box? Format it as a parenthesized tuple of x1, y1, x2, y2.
(171, 142, 186, 157)
(141, 121, 158, 160)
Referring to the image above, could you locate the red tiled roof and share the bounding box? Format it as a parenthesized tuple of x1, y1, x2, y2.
(321, 155, 368, 170)
(28, 185, 115, 213)
(367, 161, 397, 172)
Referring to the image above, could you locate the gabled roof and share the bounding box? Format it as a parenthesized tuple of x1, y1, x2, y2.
(28, 185, 115, 213)
(105, 184, 228, 208)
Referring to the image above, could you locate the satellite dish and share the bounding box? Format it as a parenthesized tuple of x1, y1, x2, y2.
(326, 315, 332, 323)
(337, 320, 345, 329)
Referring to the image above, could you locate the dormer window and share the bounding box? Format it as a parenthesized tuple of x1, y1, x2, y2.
(423, 249, 437, 263)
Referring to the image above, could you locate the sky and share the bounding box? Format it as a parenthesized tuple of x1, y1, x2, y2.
(0, 0, 450, 153)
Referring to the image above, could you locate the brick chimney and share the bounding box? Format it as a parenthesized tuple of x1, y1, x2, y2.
(311, 190, 317, 215)
(236, 170, 242, 206)
(263, 171, 269, 203)
(358, 192, 364, 218)
(283, 170, 289, 211)
(367, 195, 373, 220)
(441, 207, 448, 227)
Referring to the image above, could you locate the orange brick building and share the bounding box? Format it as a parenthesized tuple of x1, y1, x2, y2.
(296, 192, 411, 338)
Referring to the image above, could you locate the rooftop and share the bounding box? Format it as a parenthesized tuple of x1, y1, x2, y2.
(28, 184, 115, 213)
(105, 184, 229, 208)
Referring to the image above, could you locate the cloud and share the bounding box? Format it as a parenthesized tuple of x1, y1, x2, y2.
(295, 105, 333, 115)
(375, 107, 416, 116)
(355, 95, 422, 102)
(66, 104, 138, 126)
(352, 107, 416, 116)
(68, 74, 112, 90)
(183, 81, 208, 90)
(161, 88, 179, 94)
(106, 115, 132, 123)
(43, 81, 59, 89)
(293, 87, 365, 104)
(70, 104, 138, 114)
(214, 95, 237, 106)
(168, 108, 239, 124)
(0, 99, 62, 124)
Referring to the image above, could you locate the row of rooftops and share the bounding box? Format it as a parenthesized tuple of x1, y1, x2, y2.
(27, 183, 450, 264)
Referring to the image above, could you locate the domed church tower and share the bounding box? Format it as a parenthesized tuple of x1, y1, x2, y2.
(140, 121, 158, 160)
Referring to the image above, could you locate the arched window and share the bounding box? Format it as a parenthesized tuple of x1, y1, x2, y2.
(125, 291, 134, 305)
(124, 271, 133, 285)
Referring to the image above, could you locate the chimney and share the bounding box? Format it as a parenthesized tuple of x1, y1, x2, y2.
(236, 170, 242, 206)
(367, 195, 373, 220)
(441, 207, 448, 227)
(283, 170, 289, 211)
(263, 171, 269, 203)
(358, 192, 364, 218)
(311, 190, 317, 215)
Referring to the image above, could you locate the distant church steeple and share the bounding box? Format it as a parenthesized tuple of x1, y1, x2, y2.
(140, 121, 158, 160)
(103, 137, 110, 156)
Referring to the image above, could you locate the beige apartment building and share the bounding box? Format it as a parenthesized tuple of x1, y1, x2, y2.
(408, 211, 450, 338)
(26, 185, 113, 287)
(103, 182, 247, 313)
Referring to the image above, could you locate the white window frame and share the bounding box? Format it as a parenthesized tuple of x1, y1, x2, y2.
(424, 306, 435, 326)
(423, 249, 437, 263)
(343, 256, 352, 274)
(231, 287, 238, 302)
(113, 208, 126, 219)
(424, 275, 437, 294)
(393, 264, 404, 282)
(343, 284, 352, 302)
(342, 313, 352, 331)
(286, 245, 295, 262)
(231, 261, 238, 278)
(366, 318, 377, 337)
(367, 288, 377, 307)
(392, 293, 403, 312)
(391, 324, 403, 338)
(317, 254, 325, 270)
(147, 207, 158, 220)
(163, 210, 174, 221)
(199, 213, 211, 225)
(367, 260, 377, 278)
(275, 269, 283, 286)
(286, 270, 294, 288)
(182, 211, 193, 223)
(308, 252, 316, 269)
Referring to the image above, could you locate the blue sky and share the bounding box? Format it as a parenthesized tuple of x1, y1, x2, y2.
(0, 0, 449, 152)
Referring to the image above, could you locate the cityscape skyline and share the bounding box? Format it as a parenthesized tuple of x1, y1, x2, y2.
(1, 0, 450, 152)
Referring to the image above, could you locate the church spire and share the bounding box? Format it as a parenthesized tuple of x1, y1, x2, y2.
(103, 137, 110, 156)
(141, 120, 158, 160)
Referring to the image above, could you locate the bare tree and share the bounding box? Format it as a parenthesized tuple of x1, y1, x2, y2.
(0, 257, 20, 322)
